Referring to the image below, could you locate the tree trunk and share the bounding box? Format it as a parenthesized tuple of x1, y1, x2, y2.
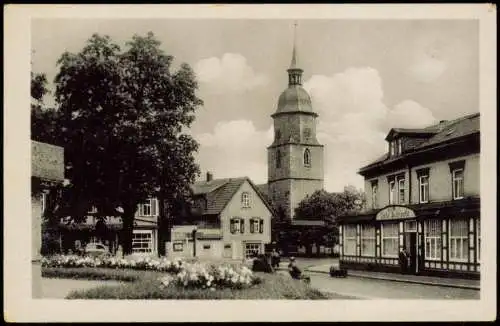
(121, 205, 136, 255)
(157, 197, 166, 257)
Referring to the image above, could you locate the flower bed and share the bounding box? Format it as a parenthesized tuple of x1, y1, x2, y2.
(41, 255, 258, 290)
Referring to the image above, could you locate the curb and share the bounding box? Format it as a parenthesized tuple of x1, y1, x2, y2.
(305, 269, 480, 291)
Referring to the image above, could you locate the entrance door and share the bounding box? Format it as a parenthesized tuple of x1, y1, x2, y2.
(404, 232, 417, 274)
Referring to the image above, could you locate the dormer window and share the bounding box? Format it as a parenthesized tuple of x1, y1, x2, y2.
(389, 138, 403, 156)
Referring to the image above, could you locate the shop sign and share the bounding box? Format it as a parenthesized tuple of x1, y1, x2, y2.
(376, 206, 416, 221)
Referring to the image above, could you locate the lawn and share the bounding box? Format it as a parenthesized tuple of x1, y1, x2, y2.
(42, 266, 347, 300)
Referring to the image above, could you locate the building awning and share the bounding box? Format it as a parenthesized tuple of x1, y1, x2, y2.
(338, 197, 480, 224)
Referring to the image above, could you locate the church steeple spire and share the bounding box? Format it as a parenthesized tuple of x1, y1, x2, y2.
(287, 21, 303, 86)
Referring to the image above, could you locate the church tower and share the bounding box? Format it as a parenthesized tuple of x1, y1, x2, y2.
(267, 23, 324, 220)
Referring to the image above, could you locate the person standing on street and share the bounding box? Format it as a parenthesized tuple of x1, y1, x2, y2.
(398, 247, 408, 274)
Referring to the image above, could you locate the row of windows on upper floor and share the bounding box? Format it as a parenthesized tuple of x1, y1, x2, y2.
(370, 161, 466, 208)
(275, 148, 311, 169)
(229, 217, 265, 234)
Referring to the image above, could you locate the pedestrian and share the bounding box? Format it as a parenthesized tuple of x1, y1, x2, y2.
(271, 248, 281, 269)
(398, 247, 408, 274)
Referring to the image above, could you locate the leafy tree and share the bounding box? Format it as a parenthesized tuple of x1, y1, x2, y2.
(45, 32, 202, 254)
(294, 187, 365, 224)
(291, 186, 365, 255)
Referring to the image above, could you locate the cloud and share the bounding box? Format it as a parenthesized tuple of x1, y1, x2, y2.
(386, 100, 437, 129)
(194, 53, 269, 94)
(194, 120, 273, 184)
(304, 67, 436, 191)
(408, 53, 447, 83)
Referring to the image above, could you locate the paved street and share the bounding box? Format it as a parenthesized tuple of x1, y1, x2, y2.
(280, 257, 480, 299)
(308, 273, 479, 299)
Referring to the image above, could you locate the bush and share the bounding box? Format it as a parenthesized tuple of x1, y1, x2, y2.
(41, 267, 151, 282)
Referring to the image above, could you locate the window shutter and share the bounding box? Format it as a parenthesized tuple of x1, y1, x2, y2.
(259, 219, 264, 233)
(151, 199, 157, 216)
(250, 219, 254, 233)
(240, 219, 245, 233)
(230, 219, 235, 234)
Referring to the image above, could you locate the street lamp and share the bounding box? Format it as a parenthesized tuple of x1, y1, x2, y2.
(192, 226, 198, 258)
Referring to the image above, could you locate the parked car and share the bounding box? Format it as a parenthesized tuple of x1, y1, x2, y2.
(80, 243, 111, 257)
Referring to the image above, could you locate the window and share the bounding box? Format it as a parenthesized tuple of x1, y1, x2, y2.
(398, 178, 405, 204)
(203, 244, 211, 250)
(250, 218, 260, 233)
(389, 141, 395, 156)
(371, 181, 378, 209)
(245, 243, 261, 258)
(419, 175, 429, 203)
(276, 150, 281, 168)
(424, 219, 441, 260)
(241, 192, 250, 208)
(230, 218, 243, 234)
(361, 225, 375, 257)
(452, 169, 464, 199)
(303, 128, 311, 140)
(304, 148, 311, 167)
(476, 219, 480, 262)
(88, 206, 98, 214)
(389, 180, 396, 205)
(397, 138, 402, 155)
(449, 219, 468, 262)
(276, 130, 281, 141)
(173, 242, 184, 252)
(381, 222, 398, 257)
(132, 230, 153, 254)
(344, 225, 357, 256)
(138, 198, 158, 216)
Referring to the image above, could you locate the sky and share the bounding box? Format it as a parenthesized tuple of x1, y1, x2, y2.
(31, 18, 479, 192)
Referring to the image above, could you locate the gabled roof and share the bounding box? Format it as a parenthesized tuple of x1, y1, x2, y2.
(191, 177, 275, 217)
(360, 112, 480, 173)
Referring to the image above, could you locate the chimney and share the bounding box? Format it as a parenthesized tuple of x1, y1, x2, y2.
(438, 120, 448, 131)
(206, 172, 213, 182)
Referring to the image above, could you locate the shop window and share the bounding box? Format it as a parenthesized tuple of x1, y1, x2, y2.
(343, 225, 357, 256)
(419, 175, 429, 203)
(476, 219, 480, 262)
(449, 219, 468, 262)
(132, 230, 153, 254)
(361, 225, 375, 257)
(381, 222, 398, 257)
(245, 243, 261, 258)
(241, 192, 251, 208)
(424, 219, 441, 260)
